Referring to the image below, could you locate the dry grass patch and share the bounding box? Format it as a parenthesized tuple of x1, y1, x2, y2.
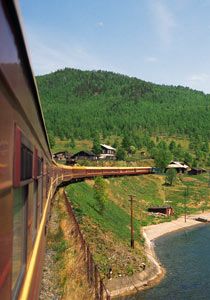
(40, 191, 94, 300)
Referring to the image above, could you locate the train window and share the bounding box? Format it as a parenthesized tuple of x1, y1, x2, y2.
(12, 186, 27, 299)
(32, 180, 38, 242)
(37, 157, 43, 177)
(14, 126, 33, 187)
(21, 144, 33, 181)
(39, 177, 43, 215)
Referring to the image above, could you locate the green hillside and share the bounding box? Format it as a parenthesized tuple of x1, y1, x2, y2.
(66, 172, 210, 277)
(37, 68, 210, 141)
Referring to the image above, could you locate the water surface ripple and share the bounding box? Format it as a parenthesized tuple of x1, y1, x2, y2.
(120, 224, 210, 300)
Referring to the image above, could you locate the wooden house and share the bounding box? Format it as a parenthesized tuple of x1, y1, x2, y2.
(166, 161, 189, 173)
(99, 144, 116, 160)
(148, 206, 174, 216)
(53, 151, 68, 161)
(71, 151, 98, 161)
(66, 157, 76, 166)
(188, 168, 207, 175)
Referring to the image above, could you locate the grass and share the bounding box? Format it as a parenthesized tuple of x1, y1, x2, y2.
(67, 181, 141, 243)
(67, 173, 210, 229)
(66, 181, 148, 277)
(66, 172, 210, 278)
(45, 192, 94, 299)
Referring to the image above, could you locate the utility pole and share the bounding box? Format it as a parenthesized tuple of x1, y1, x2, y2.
(129, 195, 135, 248)
(184, 186, 188, 223)
(208, 170, 210, 208)
(180, 175, 188, 223)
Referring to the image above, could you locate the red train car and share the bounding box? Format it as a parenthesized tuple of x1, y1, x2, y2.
(0, 1, 55, 299)
(0, 2, 153, 299)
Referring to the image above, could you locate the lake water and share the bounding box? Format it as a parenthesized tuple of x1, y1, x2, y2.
(118, 224, 210, 300)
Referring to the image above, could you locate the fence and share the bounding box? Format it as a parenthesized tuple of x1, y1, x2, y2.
(63, 190, 111, 300)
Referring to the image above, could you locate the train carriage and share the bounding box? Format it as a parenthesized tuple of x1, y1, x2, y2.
(0, 2, 152, 299)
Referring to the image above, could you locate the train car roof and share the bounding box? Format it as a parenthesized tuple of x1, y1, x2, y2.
(3, 1, 52, 157)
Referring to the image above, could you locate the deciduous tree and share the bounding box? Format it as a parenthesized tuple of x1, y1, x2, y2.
(94, 177, 108, 214)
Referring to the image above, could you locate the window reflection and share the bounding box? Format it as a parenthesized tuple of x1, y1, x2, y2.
(12, 187, 27, 298)
(32, 180, 38, 242)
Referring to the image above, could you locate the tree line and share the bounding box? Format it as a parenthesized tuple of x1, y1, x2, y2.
(36, 68, 210, 166)
(37, 68, 210, 142)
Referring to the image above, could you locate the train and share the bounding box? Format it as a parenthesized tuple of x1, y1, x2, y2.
(0, 2, 153, 299)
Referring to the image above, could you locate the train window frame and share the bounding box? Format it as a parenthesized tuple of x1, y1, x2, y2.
(21, 144, 33, 182)
(32, 179, 38, 243)
(13, 126, 33, 299)
(37, 157, 43, 178)
(12, 185, 28, 300)
(33, 148, 43, 179)
(14, 126, 33, 187)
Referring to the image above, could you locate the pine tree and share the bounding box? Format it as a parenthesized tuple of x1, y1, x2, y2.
(94, 177, 108, 214)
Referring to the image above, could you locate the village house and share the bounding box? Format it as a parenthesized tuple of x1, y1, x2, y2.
(53, 151, 69, 161)
(166, 161, 189, 173)
(71, 150, 98, 161)
(66, 153, 76, 166)
(188, 168, 207, 175)
(99, 144, 116, 160)
(148, 206, 174, 216)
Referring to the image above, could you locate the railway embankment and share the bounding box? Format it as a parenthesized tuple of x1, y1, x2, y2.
(106, 233, 164, 298)
(40, 190, 94, 300)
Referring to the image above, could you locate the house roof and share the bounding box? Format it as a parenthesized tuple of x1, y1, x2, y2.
(71, 150, 96, 158)
(53, 151, 68, 156)
(167, 161, 189, 169)
(100, 144, 116, 151)
(148, 206, 173, 210)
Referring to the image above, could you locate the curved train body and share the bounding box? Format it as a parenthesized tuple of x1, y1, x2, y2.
(0, 2, 152, 299)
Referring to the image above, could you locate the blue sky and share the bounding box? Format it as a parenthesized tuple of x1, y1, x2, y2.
(19, 0, 210, 93)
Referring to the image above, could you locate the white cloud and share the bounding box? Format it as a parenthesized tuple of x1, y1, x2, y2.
(150, 1, 176, 46)
(145, 56, 158, 63)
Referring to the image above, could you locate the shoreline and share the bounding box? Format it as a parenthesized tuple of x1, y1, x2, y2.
(143, 211, 210, 242)
(106, 211, 210, 298)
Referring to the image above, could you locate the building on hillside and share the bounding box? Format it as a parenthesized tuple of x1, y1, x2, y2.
(188, 168, 207, 175)
(71, 151, 98, 161)
(66, 153, 76, 166)
(148, 206, 174, 216)
(165, 161, 189, 173)
(99, 144, 116, 160)
(53, 151, 69, 161)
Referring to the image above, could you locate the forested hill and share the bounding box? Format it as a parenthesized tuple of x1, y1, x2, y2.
(36, 68, 210, 140)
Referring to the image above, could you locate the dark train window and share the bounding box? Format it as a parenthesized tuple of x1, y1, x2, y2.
(39, 177, 43, 218)
(12, 186, 27, 299)
(32, 180, 38, 242)
(37, 157, 43, 177)
(21, 144, 33, 181)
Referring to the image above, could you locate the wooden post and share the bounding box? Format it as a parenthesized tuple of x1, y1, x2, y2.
(129, 195, 135, 248)
(184, 187, 188, 223)
(94, 266, 99, 299)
